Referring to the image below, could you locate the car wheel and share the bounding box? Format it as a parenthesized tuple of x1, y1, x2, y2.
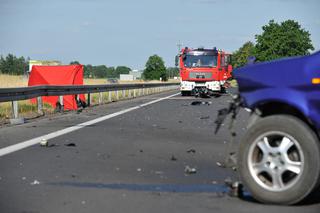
(238, 115, 320, 205)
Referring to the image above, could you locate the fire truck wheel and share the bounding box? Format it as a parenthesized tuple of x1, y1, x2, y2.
(238, 115, 320, 205)
(181, 91, 190, 96)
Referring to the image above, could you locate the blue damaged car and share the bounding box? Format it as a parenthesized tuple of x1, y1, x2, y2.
(234, 51, 320, 205)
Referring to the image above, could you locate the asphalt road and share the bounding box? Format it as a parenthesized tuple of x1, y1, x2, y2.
(0, 89, 319, 213)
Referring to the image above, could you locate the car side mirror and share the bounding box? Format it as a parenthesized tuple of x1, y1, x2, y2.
(247, 56, 256, 65)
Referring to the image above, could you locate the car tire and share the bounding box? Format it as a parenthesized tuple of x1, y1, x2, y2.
(238, 115, 320, 205)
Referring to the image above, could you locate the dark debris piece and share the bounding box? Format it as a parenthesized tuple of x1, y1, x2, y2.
(186, 148, 196, 154)
(191, 101, 211, 106)
(64, 143, 76, 147)
(170, 155, 177, 161)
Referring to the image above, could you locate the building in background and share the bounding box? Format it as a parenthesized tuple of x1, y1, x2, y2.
(119, 70, 143, 81)
(120, 74, 134, 81)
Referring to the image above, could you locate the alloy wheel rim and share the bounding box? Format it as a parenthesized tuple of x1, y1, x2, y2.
(248, 131, 304, 192)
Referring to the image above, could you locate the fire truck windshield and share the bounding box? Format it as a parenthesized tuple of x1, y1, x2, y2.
(183, 54, 217, 68)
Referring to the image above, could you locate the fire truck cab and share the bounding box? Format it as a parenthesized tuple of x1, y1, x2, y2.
(175, 47, 232, 96)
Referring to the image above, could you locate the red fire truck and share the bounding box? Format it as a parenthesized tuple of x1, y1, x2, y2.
(175, 47, 233, 96)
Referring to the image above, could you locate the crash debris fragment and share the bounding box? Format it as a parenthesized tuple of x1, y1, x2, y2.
(186, 148, 196, 154)
(190, 101, 212, 106)
(224, 177, 243, 198)
(184, 165, 197, 174)
(30, 180, 40, 185)
(40, 138, 48, 147)
(170, 155, 177, 161)
(64, 143, 76, 147)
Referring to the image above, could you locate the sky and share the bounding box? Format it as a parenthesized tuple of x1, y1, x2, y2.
(0, 0, 319, 70)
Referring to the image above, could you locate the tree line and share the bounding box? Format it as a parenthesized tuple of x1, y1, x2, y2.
(0, 53, 179, 81)
(231, 19, 314, 68)
(0, 54, 29, 75)
(70, 61, 132, 79)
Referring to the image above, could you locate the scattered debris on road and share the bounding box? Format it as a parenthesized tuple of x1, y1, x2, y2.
(40, 139, 58, 147)
(64, 143, 76, 147)
(216, 162, 223, 167)
(224, 177, 243, 198)
(216, 152, 237, 171)
(40, 138, 48, 147)
(137, 168, 142, 172)
(184, 165, 197, 174)
(30, 180, 40, 185)
(186, 148, 196, 154)
(191, 101, 212, 106)
(170, 155, 177, 161)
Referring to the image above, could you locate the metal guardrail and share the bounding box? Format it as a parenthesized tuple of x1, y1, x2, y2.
(0, 83, 179, 102)
(0, 83, 179, 124)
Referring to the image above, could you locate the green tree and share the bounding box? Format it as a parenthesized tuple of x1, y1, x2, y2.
(84, 64, 93, 78)
(115, 66, 131, 77)
(70, 61, 80, 65)
(106, 67, 116, 78)
(143, 55, 167, 81)
(254, 20, 314, 62)
(0, 54, 27, 75)
(166, 67, 179, 78)
(92, 65, 108, 78)
(232, 41, 255, 68)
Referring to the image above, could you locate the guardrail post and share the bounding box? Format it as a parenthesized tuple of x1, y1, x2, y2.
(87, 93, 91, 106)
(108, 91, 112, 102)
(59, 96, 64, 111)
(99, 92, 103, 104)
(128, 89, 131, 98)
(116, 90, 119, 100)
(122, 90, 125, 99)
(12, 101, 18, 119)
(9, 101, 24, 125)
(133, 89, 136, 98)
(37, 96, 43, 114)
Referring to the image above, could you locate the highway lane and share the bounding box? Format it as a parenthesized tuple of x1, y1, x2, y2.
(0, 89, 319, 213)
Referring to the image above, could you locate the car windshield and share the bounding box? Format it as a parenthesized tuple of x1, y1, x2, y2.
(184, 55, 217, 68)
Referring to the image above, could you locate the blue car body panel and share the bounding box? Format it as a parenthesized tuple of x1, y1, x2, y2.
(233, 51, 320, 130)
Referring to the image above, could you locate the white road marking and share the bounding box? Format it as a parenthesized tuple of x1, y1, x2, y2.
(0, 93, 180, 157)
